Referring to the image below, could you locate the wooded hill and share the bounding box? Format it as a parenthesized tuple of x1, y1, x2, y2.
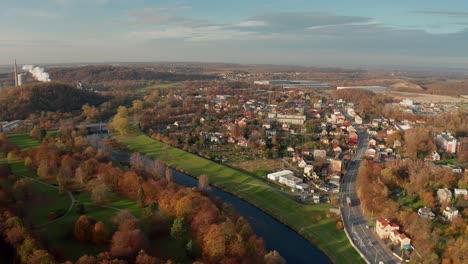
(0, 82, 106, 120)
(48, 65, 217, 84)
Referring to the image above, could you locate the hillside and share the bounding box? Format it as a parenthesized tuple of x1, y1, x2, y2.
(389, 81, 424, 92)
(48, 65, 217, 84)
(0, 82, 106, 120)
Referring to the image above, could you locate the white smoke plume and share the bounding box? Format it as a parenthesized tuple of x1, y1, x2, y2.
(22, 64, 51, 82)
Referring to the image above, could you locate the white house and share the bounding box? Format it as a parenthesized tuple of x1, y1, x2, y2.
(454, 188, 468, 200)
(443, 207, 459, 221)
(437, 188, 453, 203)
(418, 207, 435, 219)
(298, 159, 307, 168)
(304, 165, 314, 177)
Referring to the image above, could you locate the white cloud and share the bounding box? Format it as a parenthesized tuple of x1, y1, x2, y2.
(235, 20, 267, 27)
(128, 25, 258, 42)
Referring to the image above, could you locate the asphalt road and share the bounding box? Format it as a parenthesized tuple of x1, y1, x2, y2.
(339, 111, 400, 264)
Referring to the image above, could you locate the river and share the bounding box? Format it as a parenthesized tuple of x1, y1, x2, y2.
(89, 134, 331, 263)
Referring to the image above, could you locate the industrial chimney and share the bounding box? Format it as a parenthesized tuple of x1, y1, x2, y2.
(14, 59, 18, 87)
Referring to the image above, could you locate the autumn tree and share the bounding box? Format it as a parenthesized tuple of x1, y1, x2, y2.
(76, 255, 98, 264)
(91, 182, 112, 204)
(135, 250, 158, 264)
(75, 215, 94, 243)
(28, 249, 55, 264)
(170, 217, 188, 241)
(203, 224, 226, 261)
(132, 100, 144, 113)
(110, 106, 130, 135)
(29, 126, 41, 141)
(138, 186, 146, 208)
(112, 210, 137, 226)
(198, 175, 210, 193)
(110, 220, 148, 260)
(18, 236, 38, 264)
(404, 127, 435, 159)
(165, 167, 173, 183)
(92, 221, 110, 245)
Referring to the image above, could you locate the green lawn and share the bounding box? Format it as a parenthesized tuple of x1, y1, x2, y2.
(138, 82, 182, 93)
(8, 162, 144, 261)
(116, 126, 364, 264)
(7, 131, 59, 150)
(7, 133, 40, 150)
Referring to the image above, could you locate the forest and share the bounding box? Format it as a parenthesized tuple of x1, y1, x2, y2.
(0, 127, 284, 263)
(48, 66, 216, 84)
(0, 82, 106, 120)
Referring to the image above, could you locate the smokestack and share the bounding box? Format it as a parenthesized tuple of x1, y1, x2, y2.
(14, 59, 18, 87)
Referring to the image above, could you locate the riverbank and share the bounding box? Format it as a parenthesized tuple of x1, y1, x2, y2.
(115, 126, 364, 264)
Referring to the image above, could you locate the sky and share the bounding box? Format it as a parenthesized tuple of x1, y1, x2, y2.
(1, 0, 468, 69)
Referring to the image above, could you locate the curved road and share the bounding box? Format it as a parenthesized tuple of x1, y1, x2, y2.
(339, 110, 399, 264)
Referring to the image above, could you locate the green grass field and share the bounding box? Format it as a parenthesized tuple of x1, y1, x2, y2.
(7, 131, 59, 150)
(5, 135, 189, 262)
(138, 82, 182, 93)
(7, 133, 40, 150)
(117, 126, 364, 264)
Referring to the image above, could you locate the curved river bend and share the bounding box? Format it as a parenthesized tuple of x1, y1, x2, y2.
(89, 134, 331, 263)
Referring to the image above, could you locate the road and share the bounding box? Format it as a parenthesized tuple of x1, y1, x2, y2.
(339, 110, 399, 264)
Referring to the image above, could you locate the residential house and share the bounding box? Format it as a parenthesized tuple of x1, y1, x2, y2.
(321, 137, 330, 144)
(237, 137, 248, 148)
(312, 194, 320, 204)
(418, 207, 435, 219)
(329, 175, 341, 188)
(331, 159, 342, 172)
(210, 136, 220, 143)
(454, 188, 468, 200)
(367, 129, 378, 136)
(437, 188, 452, 203)
(443, 207, 459, 221)
(376, 218, 399, 239)
(304, 165, 314, 177)
(365, 148, 377, 158)
(313, 150, 327, 160)
(390, 230, 411, 247)
(369, 138, 377, 146)
(298, 159, 307, 168)
(333, 145, 342, 154)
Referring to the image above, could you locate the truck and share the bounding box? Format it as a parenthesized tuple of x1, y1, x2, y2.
(346, 197, 352, 207)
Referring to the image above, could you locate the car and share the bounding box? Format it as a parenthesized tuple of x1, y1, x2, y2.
(365, 225, 370, 229)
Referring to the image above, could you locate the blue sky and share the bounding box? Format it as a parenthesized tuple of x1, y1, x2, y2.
(1, 0, 468, 69)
